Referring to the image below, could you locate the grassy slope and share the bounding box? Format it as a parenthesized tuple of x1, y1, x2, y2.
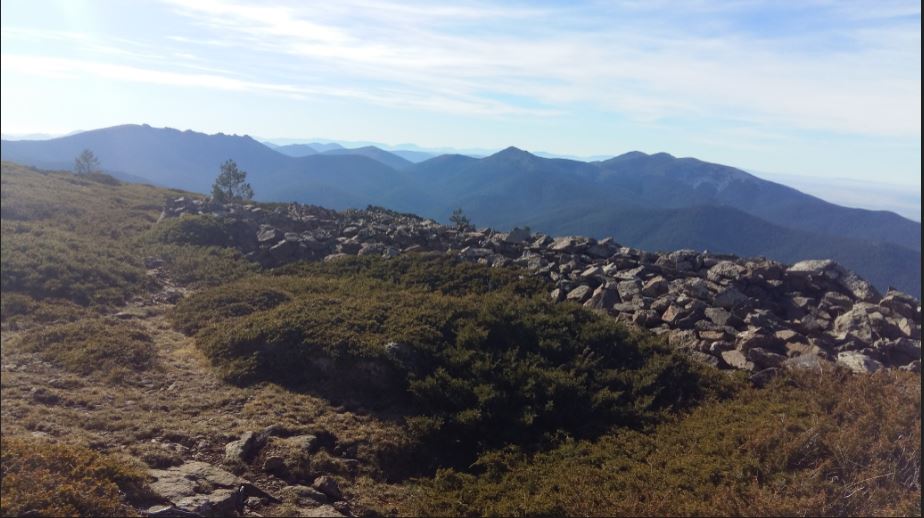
(1, 161, 920, 517)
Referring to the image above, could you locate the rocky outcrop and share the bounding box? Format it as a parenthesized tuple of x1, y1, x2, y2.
(146, 461, 274, 517)
(158, 197, 922, 375)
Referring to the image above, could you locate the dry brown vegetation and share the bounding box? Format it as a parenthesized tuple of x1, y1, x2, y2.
(0, 435, 148, 517)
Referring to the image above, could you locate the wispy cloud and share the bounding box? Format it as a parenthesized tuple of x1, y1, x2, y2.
(0, 0, 919, 140)
(0, 53, 305, 95)
(147, 0, 919, 137)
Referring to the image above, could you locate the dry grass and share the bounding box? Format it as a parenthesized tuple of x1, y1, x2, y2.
(0, 435, 149, 517)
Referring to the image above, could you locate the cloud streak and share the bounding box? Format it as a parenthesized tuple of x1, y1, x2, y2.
(1, 0, 919, 140)
(150, 0, 919, 137)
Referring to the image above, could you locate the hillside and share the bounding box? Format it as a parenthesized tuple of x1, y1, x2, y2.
(0, 162, 920, 516)
(2, 125, 920, 296)
(0, 161, 920, 517)
(0, 126, 414, 211)
(595, 152, 921, 251)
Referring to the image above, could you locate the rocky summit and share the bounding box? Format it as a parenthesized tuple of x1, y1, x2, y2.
(161, 196, 922, 379)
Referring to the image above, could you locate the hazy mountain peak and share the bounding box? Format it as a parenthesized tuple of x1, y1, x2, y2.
(498, 145, 530, 154)
(486, 146, 539, 162)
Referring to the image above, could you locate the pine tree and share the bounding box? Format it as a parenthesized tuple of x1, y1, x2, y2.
(450, 208, 471, 230)
(211, 159, 254, 202)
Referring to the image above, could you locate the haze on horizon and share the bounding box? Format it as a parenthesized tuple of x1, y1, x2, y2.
(1, 0, 921, 198)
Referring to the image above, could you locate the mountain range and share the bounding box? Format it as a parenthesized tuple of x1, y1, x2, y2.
(2, 124, 919, 296)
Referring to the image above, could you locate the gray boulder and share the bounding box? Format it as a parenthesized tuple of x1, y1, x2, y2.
(787, 259, 841, 278)
(707, 261, 744, 283)
(747, 347, 787, 369)
(312, 475, 342, 501)
(783, 353, 831, 372)
(641, 276, 668, 297)
(224, 431, 259, 464)
(257, 226, 279, 244)
(838, 271, 881, 303)
(714, 287, 749, 309)
(148, 461, 269, 517)
(616, 280, 642, 301)
(704, 307, 733, 327)
(566, 285, 592, 303)
(721, 350, 755, 371)
(584, 286, 619, 311)
(281, 484, 328, 505)
(504, 227, 531, 243)
(831, 305, 878, 344)
(836, 351, 883, 374)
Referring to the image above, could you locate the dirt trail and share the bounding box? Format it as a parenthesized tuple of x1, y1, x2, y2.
(0, 275, 410, 516)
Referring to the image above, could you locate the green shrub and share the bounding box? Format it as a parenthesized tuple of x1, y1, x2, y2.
(145, 214, 232, 247)
(276, 254, 547, 297)
(1, 221, 146, 307)
(14, 318, 156, 380)
(179, 256, 721, 470)
(1, 292, 96, 327)
(407, 369, 921, 517)
(171, 281, 291, 334)
(0, 435, 148, 517)
(145, 243, 257, 288)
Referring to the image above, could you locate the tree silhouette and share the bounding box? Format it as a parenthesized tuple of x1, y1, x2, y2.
(450, 208, 472, 231)
(74, 149, 101, 175)
(211, 159, 254, 203)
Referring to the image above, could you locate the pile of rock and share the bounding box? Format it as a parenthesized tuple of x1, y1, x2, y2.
(158, 198, 921, 376)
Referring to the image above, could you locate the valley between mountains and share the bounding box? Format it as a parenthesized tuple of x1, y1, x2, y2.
(0, 161, 920, 517)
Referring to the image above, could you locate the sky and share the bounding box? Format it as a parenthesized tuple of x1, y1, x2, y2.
(1, 0, 921, 195)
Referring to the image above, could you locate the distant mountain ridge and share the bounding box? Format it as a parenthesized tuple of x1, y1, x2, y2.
(2, 124, 919, 295)
(266, 140, 437, 163)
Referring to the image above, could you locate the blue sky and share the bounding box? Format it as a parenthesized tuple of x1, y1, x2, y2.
(1, 0, 920, 193)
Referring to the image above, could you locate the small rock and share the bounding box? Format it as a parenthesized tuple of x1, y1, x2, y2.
(783, 353, 830, 372)
(224, 431, 259, 464)
(281, 485, 328, 504)
(301, 504, 347, 517)
(704, 307, 733, 327)
(836, 351, 883, 374)
(721, 350, 755, 371)
(146, 505, 202, 517)
(312, 476, 342, 501)
(566, 285, 592, 303)
(583, 286, 619, 311)
(640, 276, 668, 297)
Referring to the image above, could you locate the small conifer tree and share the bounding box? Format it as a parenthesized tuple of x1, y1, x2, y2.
(211, 159, 254, 202)
(450, 208, 471, 230)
